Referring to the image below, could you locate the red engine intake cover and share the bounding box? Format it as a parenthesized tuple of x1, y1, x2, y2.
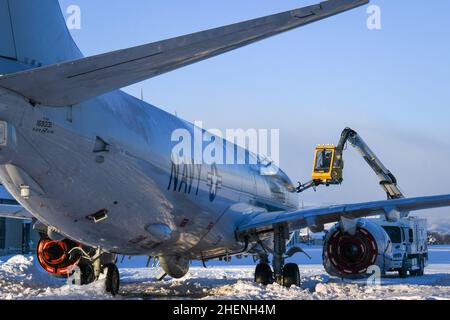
(326, 228, 378, 275)
(37, 238, 81, 276)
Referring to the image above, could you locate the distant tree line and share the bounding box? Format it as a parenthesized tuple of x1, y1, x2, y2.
(428, 232, 450, 245)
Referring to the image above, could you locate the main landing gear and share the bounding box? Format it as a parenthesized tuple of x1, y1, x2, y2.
(69, 246, 121, 296)
(254, 225, 301, 288)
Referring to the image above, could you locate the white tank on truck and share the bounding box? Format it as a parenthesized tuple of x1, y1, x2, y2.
(374, 216, 428, 277)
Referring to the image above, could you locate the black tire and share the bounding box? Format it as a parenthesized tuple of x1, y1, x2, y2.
(79, 263, 95, 285)
(417, 255, 425, 276)
(104, 264, 120, 296)
(282, 263, 301, 288)
(398, 262, 408, 278)
(255, 263, 273, 285)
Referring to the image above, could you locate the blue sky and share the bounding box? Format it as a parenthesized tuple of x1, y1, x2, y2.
(58, 0, 450, 228)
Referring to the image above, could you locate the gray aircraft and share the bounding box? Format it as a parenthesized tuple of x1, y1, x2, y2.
(0, 0, 449, 295)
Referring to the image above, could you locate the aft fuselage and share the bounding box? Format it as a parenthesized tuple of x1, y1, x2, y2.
(0, 86, 298, 259)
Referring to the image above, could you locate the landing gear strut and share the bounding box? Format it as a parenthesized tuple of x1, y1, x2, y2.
(254, 225, 301, 288)
(273, 224, 301, 287)
(273, 225, 287, 284)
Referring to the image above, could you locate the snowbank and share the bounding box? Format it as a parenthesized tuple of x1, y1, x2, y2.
(0, 255, 113, 300)
(0, 246, 449, 300)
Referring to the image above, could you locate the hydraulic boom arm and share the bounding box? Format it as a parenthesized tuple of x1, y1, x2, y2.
(297, 127, 404, 200)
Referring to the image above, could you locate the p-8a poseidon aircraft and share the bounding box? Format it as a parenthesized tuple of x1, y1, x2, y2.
(0, 0, 449, 295)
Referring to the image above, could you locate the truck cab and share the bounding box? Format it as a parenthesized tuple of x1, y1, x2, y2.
(374, 217, 428, 277)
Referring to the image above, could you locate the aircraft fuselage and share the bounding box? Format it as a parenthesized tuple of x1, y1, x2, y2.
(0, 87, 298, 259)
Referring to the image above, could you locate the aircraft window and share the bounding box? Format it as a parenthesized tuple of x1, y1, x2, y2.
(257, 155, 279, 176)
(258, 155, 272, 167)
(260, 163, 279, 176)
(409, 228, 414, 243)
(314, 150, 333, 173)
(382, 226, 402, 243)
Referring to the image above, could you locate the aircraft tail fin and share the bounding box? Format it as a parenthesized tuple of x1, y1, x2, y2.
(0, 0, 82, 71)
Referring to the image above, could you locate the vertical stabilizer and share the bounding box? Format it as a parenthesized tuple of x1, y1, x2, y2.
(0, 0, 82, 70)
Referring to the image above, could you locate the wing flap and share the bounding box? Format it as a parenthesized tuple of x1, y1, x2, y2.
(236, 194, 450, 239)
(0, 0, 368, 106)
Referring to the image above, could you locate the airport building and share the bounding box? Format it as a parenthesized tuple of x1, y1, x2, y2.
(0, 185, 39, 256)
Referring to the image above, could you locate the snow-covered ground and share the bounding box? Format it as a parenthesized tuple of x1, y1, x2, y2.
(1, 246, 450, 300)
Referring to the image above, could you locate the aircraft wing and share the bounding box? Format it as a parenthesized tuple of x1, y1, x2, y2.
(236, 194, 450, 239)
(0, 0, 368, 107)
(0, 203, 33, 220)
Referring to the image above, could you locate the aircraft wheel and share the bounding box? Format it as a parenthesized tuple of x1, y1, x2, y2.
(255, 263, 273, 285)
(104, 264, 120, 296)
(282, 263, 300, 288)
(79, 262, 95, 285)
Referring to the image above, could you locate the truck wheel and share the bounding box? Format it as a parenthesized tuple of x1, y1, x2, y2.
(417, 256, 425, 276)
(398, 260, 408, 278)
(398, 268, 407, 278)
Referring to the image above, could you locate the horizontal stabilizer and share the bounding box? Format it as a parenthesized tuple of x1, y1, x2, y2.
(236, 194, 450, 239)
(0, 0, 368, 106)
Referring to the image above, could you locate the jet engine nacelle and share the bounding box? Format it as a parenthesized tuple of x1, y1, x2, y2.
(323, 218, 393, 278)
(159, 255, 189, 279)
